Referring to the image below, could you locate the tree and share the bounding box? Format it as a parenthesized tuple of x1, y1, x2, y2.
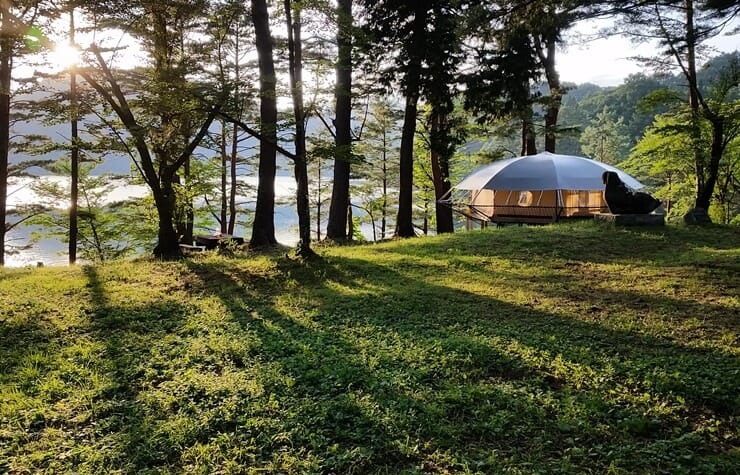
(306, 133, 332, 240)
(359, 1, 465, 237)
(67, 6, 79, 264)
(413, 111, 435, 235)
(616, 0, 739, 220)
(354, 97, 401, 241)
(580, 108, 630, 164)
(248, 0, 278, 247)
(205, 0, 254, 236)
(29, 161, 152, 262)
(465, 1, 615, 155)
(624, 110, 701, 218)
(623, 58, 740, 222)
(463, 11, 542, 156)
(325, 0, 352, 241)
(359, 1, 426, 237)
(283, 0, 314, 258)
(426, 104, 465, 234)
(0, 0, 55, 266)
(77, 0, 220, 258)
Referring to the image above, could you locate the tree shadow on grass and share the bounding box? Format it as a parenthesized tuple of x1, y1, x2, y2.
(4, 252, 736, 473)
(0, 265, 195, 473)
(185, 256, 740, 473)
(442, 257, 739, 337)
(182, 260, 464, 472)
(312, 256, 739, 412)
(81, 265, 195, 472)
(387, 223, 740, 267)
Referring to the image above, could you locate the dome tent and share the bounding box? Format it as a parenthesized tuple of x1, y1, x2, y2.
(439, 152, 646, 224)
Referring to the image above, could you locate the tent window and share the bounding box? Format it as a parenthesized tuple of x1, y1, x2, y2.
(518, 191, 534, 206)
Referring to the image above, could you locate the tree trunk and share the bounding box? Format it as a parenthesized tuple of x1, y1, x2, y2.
(521, 106, 537, 156)
(429, 108, 453, 234)
(284, 0, 314, 257)
(540, 38, 561, 153)
(683, 0, 709, 216)
(396, 88, 419, 237)
(250, 0, 278, 247)
(183, 157, 194, 243)
(696, 117, 724, 210)
(0, 3, 10, 267)
(315, 159, 321, 240)
(69, 10, 79, 264)
(228, 120, 238, 234)
(326, 0, 352, 241)
(381, 136, 387, 239)
(347, 201, 353, 239)
(228, 32, 241, 236)
(219, 121, 228, 233)
(80, 34, 219, 258)
(395, 4, 429, 239)
(152, 179, 181, 259)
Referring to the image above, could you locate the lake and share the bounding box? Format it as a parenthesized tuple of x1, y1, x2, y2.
(4, 176, 305, 267)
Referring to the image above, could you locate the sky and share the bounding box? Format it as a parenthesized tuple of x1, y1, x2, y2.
(29, 15, 740, 91)
(558, 19, 740, 86)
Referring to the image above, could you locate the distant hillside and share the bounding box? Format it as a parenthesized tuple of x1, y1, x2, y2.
(557, 51, 739, 156)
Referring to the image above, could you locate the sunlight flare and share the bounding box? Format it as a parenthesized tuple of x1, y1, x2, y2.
(49, 43, 80, 69)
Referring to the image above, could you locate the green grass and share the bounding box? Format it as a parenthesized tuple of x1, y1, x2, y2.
(1, 221, 738, 474)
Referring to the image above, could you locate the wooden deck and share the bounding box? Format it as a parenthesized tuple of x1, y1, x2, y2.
(491, 214, 557, 225)
(594, 213, 665, 226)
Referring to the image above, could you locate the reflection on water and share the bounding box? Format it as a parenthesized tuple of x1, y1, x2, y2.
(5, 235, 67, 267)
(4, 176, 302, 268)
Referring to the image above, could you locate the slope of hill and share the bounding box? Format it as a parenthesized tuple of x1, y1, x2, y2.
(1, 222, 738, 473)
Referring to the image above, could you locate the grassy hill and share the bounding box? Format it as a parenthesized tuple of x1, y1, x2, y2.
(1, 222, 738, 474)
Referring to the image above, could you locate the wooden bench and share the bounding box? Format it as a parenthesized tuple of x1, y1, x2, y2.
(194, 234, 245, 250)
(179, 243, 207, 252)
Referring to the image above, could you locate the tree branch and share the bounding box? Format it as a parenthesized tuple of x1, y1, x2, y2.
(173, 105, 221, 171)
(314, 108, 337, 139)
(217, 109, 298, 160)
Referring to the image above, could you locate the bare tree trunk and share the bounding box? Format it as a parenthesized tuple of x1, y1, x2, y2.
(250, 0, 278, 247)
(152, 177, 181, 258)
(0, 2, 11, 267)
(396, 88, 419, 237)
(220, 121, 228, 233)
(315, 159, 322, 241)
(697, 118, 724, 210)
(539, 38, 561, 153)
(381, 136, 387, 239)
(326, 0, 352, 241)
(184, 157, 194, 243)
(521, 106, 537, 156)
(69, 10, 79, 264)
(228, 117, 238, 234)
(347, 201, 353, 239)
(284, 0, 314, 257)
(429, 108, 453, 234)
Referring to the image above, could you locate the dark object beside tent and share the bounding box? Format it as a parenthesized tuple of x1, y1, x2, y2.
(602, 171, 661, 214)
